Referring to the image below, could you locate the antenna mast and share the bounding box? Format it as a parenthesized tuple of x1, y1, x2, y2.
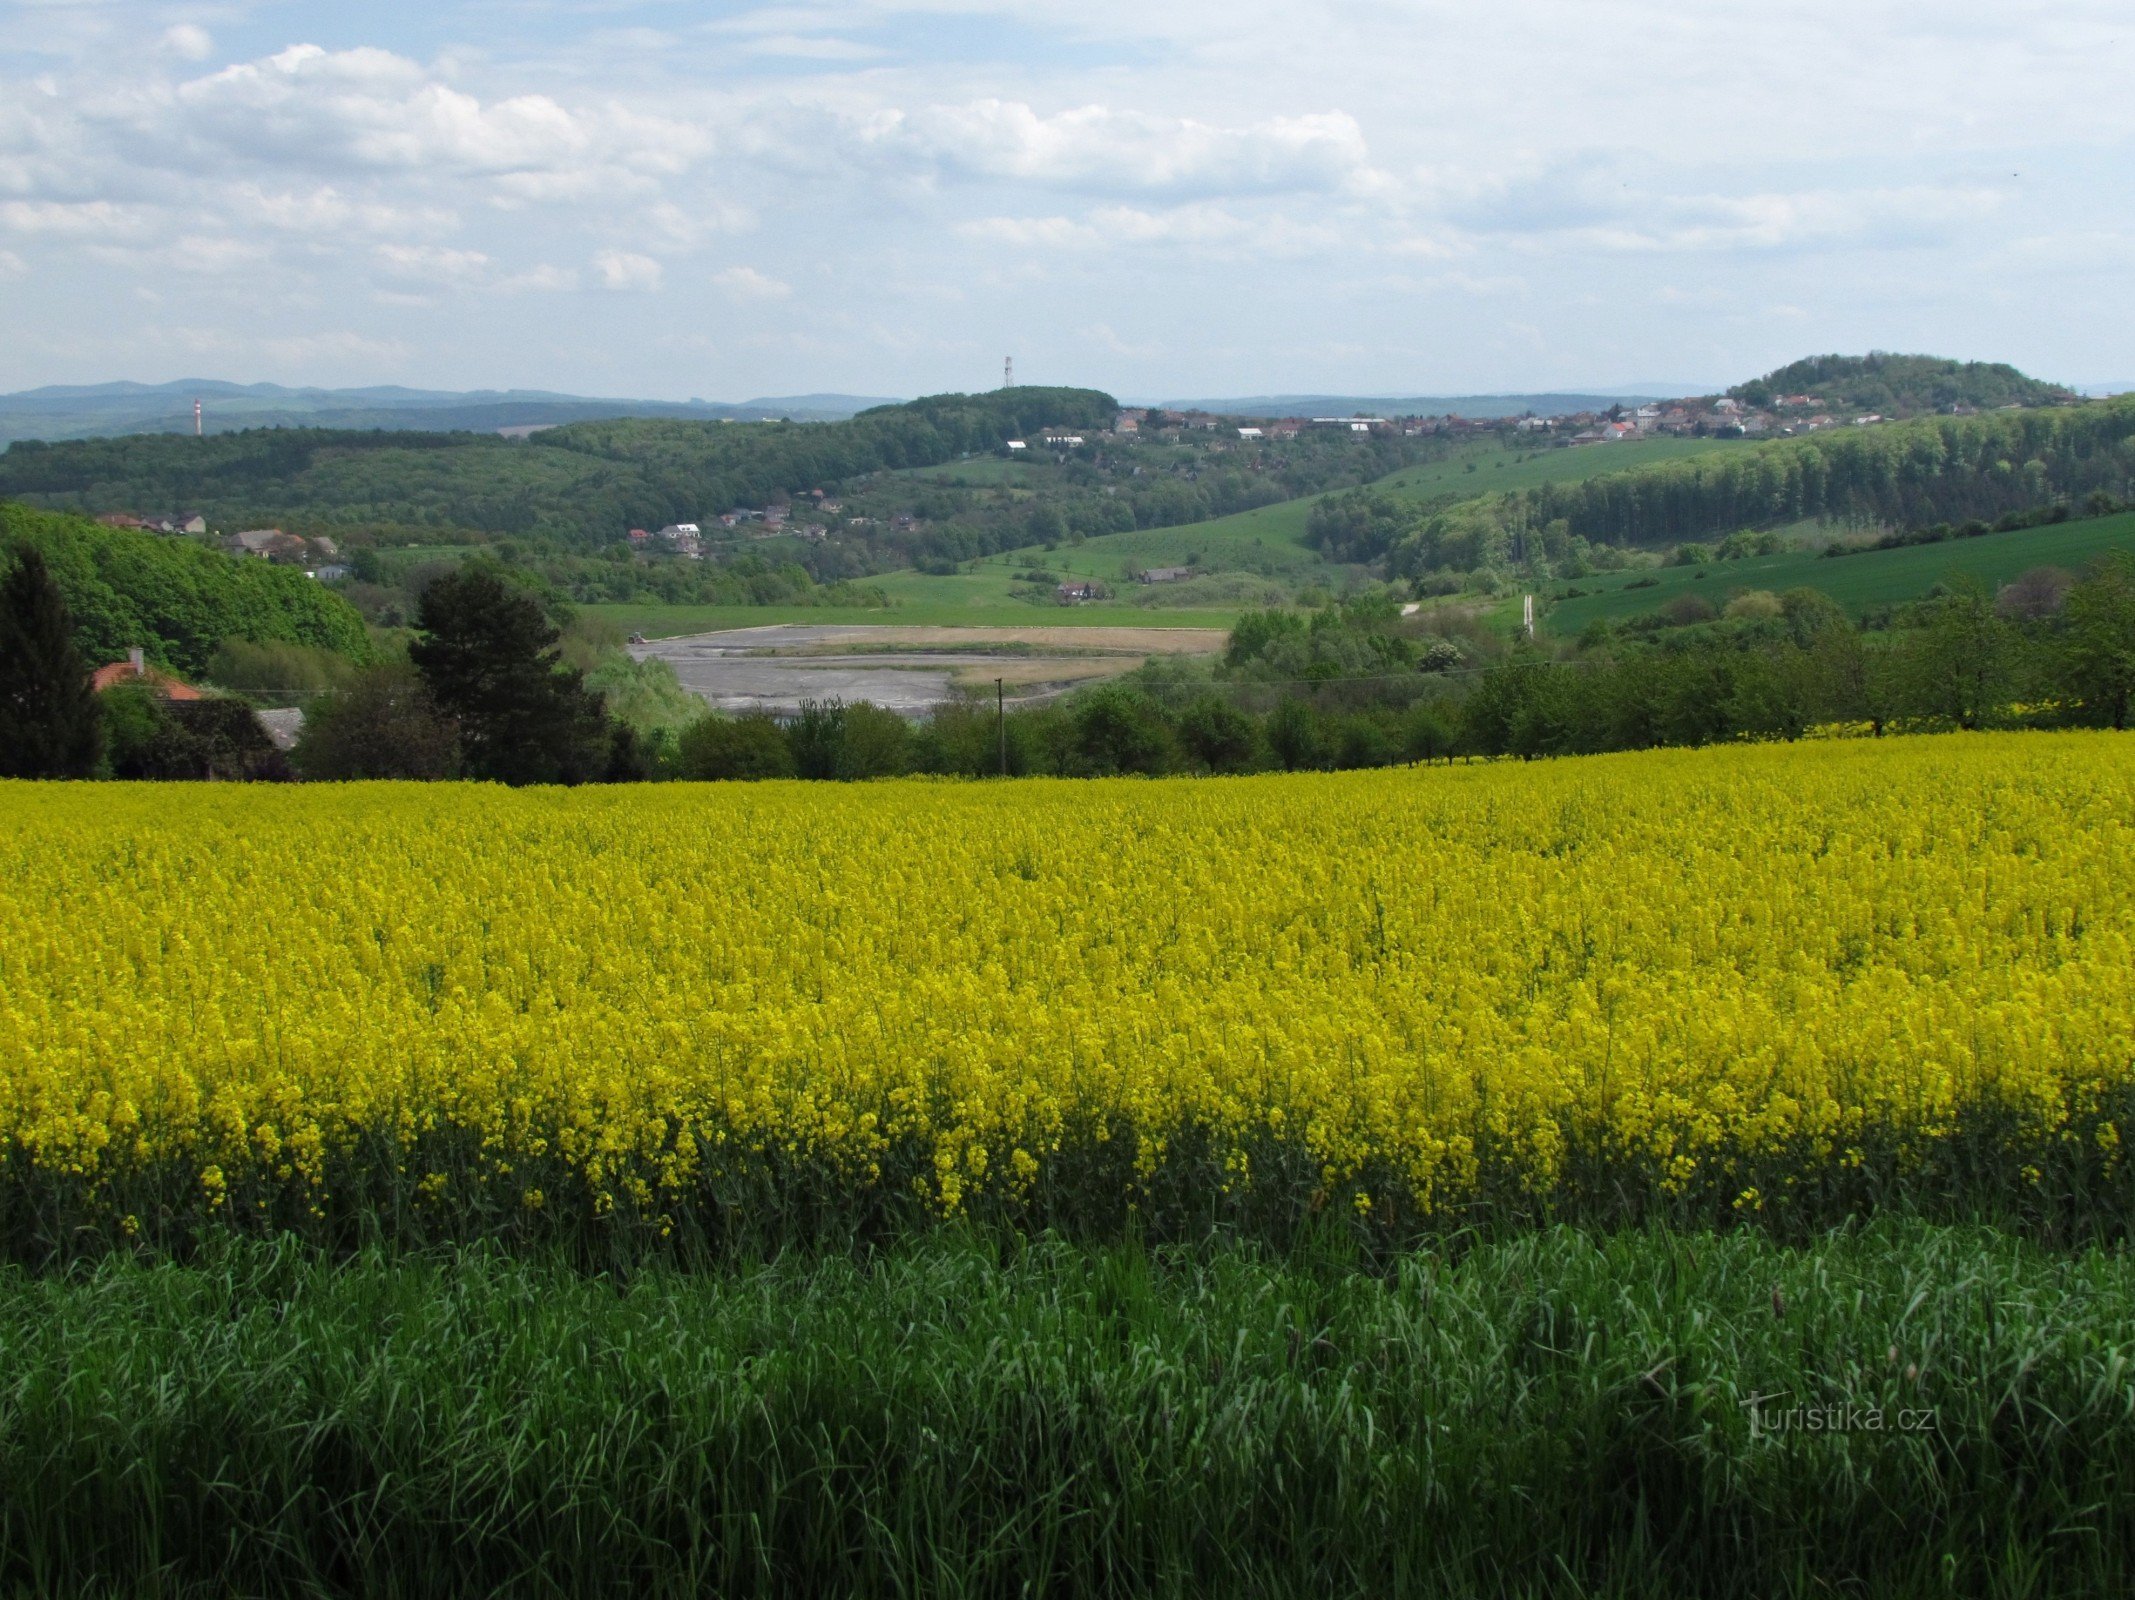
(1003, 356, 1013, 389)
(193, 398, 202, 437)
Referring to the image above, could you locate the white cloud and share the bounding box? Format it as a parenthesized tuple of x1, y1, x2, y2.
(375, 242, 490, 282)
(858, 101, 1376, 199)
(962, 201, 1337, 256)
(0, 248, 25, 277)
(594, 249, 662, 290)
(500, 263, 580, 292)
(161, 234, 268, 272)
(161, 24, 213, 62)
(710, 265, 792, 300)
(165, 45, 706, 191)
(0, 200, 155, 240)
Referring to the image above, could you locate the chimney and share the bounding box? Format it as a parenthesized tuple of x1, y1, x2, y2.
(129, 646, 145, 674)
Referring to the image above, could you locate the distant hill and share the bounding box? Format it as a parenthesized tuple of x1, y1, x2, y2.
(0, 381, 902, 446)
(1728, 355, 2075, 415)
(0, 386, 1119, 544)
(1151, 392, 1673, 420)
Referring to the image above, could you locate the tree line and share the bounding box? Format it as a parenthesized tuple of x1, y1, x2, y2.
(10, 545, 2132, 785)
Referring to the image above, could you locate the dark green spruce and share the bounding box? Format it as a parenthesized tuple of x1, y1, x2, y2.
(0, 544, 100, 777)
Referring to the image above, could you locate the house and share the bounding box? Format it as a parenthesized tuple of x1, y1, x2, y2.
(627, 528, 651, 544)
(1056, 579, 1103, 604)
(1271, 420, 1303, 439)
(310, 563, 353, 582)
(1140, 566, 1192, 584)
(655, 522, 701, 540)
(97, 513, 156, 531)
(235, 528, 310, 564)
(1042, 434, 1085, 447)
(1713, 397, 1742, 415)
(1006, 440, 1028, 451)
(1236, 427, 1264, 440)
(1113, 414, 1141, 434)
(91, 647, 203, 701)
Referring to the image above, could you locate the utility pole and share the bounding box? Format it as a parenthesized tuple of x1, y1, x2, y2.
(996, 677, 1007, 776)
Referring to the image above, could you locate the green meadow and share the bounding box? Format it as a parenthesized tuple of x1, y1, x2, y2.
(1546, 510, 2135, 634)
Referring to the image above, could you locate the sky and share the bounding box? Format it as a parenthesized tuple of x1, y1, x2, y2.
(1, 0, 2131, 401)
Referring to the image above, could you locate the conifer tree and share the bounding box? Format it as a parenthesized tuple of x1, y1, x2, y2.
(0, 546, 102, 778)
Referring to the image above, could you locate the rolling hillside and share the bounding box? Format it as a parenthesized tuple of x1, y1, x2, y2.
(1545, 510, 2135, 633)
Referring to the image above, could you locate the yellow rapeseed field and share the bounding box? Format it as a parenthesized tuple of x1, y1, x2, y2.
(2, 732, 2131, 1243)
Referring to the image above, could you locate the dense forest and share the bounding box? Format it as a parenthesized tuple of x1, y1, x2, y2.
(1727, 353, 2074, 414)
(0, 505, 370, 676)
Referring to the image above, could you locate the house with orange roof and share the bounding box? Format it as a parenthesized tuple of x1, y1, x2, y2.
(91, 648, 204, 701)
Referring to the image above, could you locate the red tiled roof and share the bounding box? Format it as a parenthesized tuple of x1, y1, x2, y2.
(91, 660, 204, 700)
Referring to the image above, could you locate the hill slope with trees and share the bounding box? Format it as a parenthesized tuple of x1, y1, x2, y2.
(0, 505, 370, 677)
(1729, 353, 2074, 414)
(0, 388, 1122, 550)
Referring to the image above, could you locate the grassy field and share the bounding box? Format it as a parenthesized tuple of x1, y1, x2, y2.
(1376, 432, 1742, 498)
(587, 439, 1753, 636)
(1547, 510, 2135, 633)
(4, 1221, 2128, 1598)
(951, 435, 1751, 595)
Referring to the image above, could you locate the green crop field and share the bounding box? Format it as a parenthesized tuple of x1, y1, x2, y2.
(1546, 511, 2135, 634)
(7, 1220, 2131, 1597)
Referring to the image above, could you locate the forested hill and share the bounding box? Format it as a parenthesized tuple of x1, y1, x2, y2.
(0, 504, 371, 676)
(0, 387, 1118, 545)
(1729, 354, 2075, 415)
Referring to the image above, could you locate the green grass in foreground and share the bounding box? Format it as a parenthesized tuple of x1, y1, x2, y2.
(1549, 511, 2135, 634)
(2, 1221, 2130, 1598)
